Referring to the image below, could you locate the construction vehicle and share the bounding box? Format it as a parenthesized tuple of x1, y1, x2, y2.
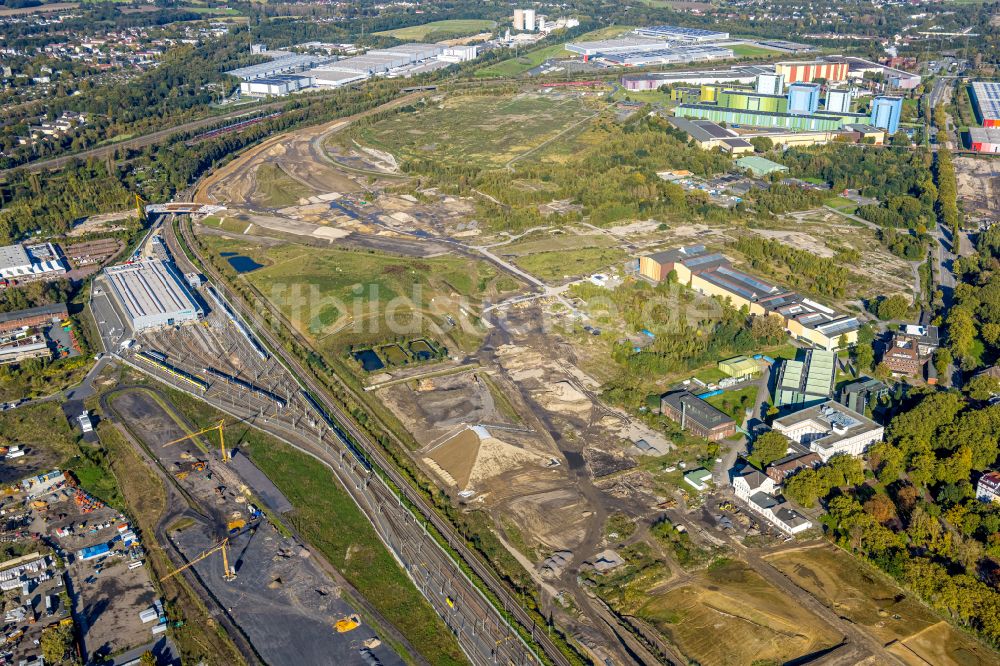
(334, 614, 361, 633)
(445, 596, 455, 609)
(160, 537, 235, 582)
(227, 518, 246, 535)
(164, 420, 230, 463)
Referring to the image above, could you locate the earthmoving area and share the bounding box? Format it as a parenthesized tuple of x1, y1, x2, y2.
(766, 544, 1000, 666)
(954, 156, 1000, 221)
(108, 389, 402, 666)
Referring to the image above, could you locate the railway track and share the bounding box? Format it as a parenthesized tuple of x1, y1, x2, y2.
(164, 219, 573, 665)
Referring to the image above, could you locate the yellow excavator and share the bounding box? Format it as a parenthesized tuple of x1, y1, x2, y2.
(160, 537, 235, 582)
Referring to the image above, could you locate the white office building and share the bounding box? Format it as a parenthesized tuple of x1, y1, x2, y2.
(826, 88, 853, 114)
(772, 401, 883, 462)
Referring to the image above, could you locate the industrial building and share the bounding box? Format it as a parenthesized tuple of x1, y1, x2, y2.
(772, 401, 884, 462)
(239, 74, 314, 96)
(970, 127, 1000, 153)
(869, 96, 902, 134)
(0, 303, 68, 336)
(756, 73, 784, 96)
(621, 65, 773, 90)
(102, 259, 203, 332)
(775, 349, 836, 408)
(787, 82, 821, 114)
(972, 81, 1000, 127)
(774, 60, 849, 84)
(735, 156, 788, 177)
(0, 242, 67, 280)
(601, 45, 733, 67)
(825, 88, 853, 114)
(659, 390, 736, 441)
(836, 56, 922, 90)
(662, 117, 754, 153)
(674, 74, 869, 131)
(633, 25, 730, 42)
(639, 245, 859, 350)
(226, 54, 331, 82)
(718, 355, 760, 379)
(308, 43, 445, 85)
(565, 37, 670, 58)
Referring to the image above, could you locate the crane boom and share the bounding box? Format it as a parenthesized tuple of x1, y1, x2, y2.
(164, 420, 228, 462)
(160, 538, 235, 582)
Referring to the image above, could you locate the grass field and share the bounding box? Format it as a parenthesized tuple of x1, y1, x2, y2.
(375, 19, 495, 41)
(729, 43, 780, 58)
(157, 387, 467, 666)
(639, 558, 840, 666)
(251, 163, 313, 208)
(201, 235, 503, 351)
(823, 195, 858, 211)
(348, 92, 597, 169)
(475, 25, 634, 77)
(767, 545, 1000, 665)
(704, 385, 758, 423)
(510, 246, 627, 282)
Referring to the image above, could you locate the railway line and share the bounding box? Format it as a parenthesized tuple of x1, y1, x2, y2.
(162, 216, 573, 666)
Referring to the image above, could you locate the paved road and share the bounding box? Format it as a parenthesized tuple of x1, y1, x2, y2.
(1, 101, 288, 175)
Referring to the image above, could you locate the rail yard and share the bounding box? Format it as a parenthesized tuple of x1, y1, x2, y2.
(86, 210, 550, 666)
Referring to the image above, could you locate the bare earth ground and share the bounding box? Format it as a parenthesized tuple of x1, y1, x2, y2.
(766, 544, 1000, 666)
(954, 156, 1000, 221)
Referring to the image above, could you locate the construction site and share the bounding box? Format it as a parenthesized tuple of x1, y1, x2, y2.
(106, 388, 401, 666)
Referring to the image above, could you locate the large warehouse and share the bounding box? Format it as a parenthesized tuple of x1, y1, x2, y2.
(633, 25, 729, 42)
(774, 60, 849, 84)
(602, 45, 734, 67)
(103, 259, 202, 332)
(972, 81, 1000, 127)
(0, 242, 67, 280)
(970, 127, 1000, 153)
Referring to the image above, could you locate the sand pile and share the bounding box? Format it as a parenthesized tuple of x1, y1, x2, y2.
(424, 425, 548, 490)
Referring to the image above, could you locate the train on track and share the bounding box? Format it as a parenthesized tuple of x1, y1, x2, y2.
(136, 352, 209, 392)
(300, 389, 372, 472)
(203, 367, 286, 410)
(206, 285, 269, 361)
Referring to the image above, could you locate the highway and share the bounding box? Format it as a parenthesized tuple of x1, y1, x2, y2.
(151, 216, 571, 666)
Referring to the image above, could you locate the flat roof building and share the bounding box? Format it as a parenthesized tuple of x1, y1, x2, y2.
(719, 355, 760, 378)
(837, 377, 888, 415)
(601, 45, 734, 67)
(565, 37, 669, 58)
(633, 25, 730, 42)
(103, 259, 203, 332)
(972, 81, 1000, 127)
(773, 400, 883, 462)
(0, 243, 67, 280)
(970, 126, 1000, 153)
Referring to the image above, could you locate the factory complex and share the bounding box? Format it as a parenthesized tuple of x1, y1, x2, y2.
(639, 245, 860, 350)
(100, 258, 203, 332)
(665, 67, 904, 134)
(565, 25, 734, 67)
(970, 126, 1000, 154)
(227, 42, 480, 95)
(0, 242, 68, 281)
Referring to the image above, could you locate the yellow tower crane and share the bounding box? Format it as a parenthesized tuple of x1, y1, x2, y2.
(160, 537, 235, 582)
(134, 192, 146, 224)
(165, 420, 230, 463)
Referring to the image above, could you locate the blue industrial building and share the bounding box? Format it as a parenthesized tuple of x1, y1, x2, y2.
(787, 83, 821, 115)
(870, 96, 902, 134)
